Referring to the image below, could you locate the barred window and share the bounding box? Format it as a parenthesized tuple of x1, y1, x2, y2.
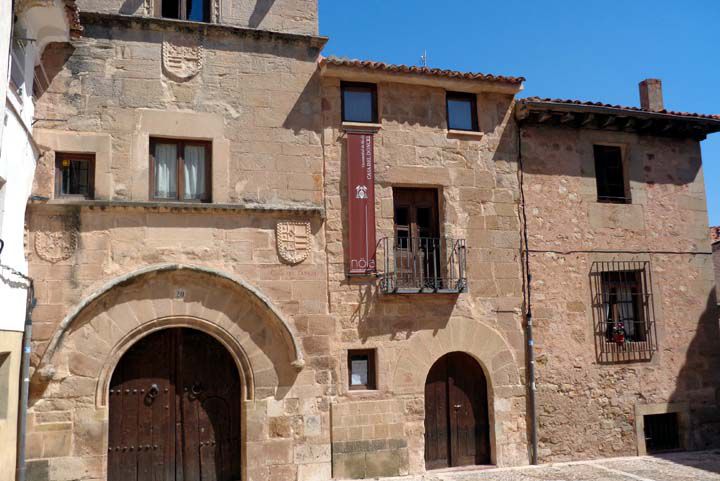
(591, 261, 657, 363)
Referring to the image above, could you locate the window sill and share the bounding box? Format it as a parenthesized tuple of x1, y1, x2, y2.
(447, 129, 483, 139)
(342, 121, 382, 133)
(28, 198, 325, 217)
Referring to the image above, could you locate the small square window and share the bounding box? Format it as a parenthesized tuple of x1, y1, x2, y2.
(644, 412, 681, 453)
(341, 82, 378, 123)
(150, 138, 211, 202)
(594, 145, 629, 203)
(446, 91, 478, 131)
(55, 153, 95, 199)
(348, 349, 376, 390)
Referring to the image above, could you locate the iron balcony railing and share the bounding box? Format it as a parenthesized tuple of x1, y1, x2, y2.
(378, 236, 467, 294)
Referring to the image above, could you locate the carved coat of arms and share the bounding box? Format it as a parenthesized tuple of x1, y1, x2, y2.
(276, 221, 311, 264)
(162, 37, 204, 81)
(34, 215, 78, 263)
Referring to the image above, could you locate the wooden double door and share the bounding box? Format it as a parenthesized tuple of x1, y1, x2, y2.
(109, 328, 241, 481)
(424, 352, 490, 470)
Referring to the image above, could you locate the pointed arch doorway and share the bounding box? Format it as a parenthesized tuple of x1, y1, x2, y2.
(108, 328, 241, 481)
(424, 352, 491, 470)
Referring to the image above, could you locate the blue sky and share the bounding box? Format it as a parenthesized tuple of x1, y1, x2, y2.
(318, 0, 720, 227)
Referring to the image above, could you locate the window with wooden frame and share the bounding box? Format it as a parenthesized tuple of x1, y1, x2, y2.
(446, 91, 478, 131)
(348, 349, 376, 390)
(150, 138, 211, 202)
(55, 152, 95, 199)
(158, 0, 210, 22)
(594, 145, 630, 203)
(590, 261, 657, 363)
(341, 82, 378, 123)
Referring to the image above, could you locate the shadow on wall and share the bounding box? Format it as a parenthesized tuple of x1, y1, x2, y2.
(120, 0, 144, 15)
(664, 289, 720, 473)
(248, 0, 275, 28)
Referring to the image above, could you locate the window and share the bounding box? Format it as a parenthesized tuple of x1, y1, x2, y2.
(10, 38, 26, 95)
(446, 91, 478, 131)
(150, 138, 211, 202)
(55, 153, 95, 199)
(161, 0, 210, 22)
(594, 145, 629, 203)
(591, 261, 657, 363)
(341, 82, 377, 123)
(644, 413, 681, 453)
(348, 349, 376, 390)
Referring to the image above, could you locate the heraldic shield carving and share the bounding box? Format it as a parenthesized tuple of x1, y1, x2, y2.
(34, 215, 79, 263)
(162, 36, 204, 81)
(276, 221, 311, 264)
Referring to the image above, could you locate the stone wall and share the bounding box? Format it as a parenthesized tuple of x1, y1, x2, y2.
(76, 0, 318, 35)
(713, 238, 719, 303)
(34, 16, 324, 206)
(321, 76, 529, 476)
(520, 124, 720, 461)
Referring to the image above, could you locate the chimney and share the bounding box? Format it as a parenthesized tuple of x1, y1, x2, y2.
(639, 79, 664, 112)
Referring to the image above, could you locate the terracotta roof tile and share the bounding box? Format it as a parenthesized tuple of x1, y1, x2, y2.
(711, 226, 720, 244)
(321, 56, 525, 85)
(524, 97, 720, 121)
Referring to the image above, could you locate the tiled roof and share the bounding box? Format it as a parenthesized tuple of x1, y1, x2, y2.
(524, 97, 720, 121)
(321, 56, 525, 85)
(711, 226, 720, 244)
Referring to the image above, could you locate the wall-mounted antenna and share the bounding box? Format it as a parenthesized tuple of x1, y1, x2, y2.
(420, 50, 428, 68)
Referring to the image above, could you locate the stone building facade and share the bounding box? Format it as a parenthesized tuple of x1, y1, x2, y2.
(712, 227, 719, 302)
(15, 1, 720, 481)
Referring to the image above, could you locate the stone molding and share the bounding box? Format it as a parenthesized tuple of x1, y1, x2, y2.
(36, 263, 307, 385)
(79, 11, 328, 50)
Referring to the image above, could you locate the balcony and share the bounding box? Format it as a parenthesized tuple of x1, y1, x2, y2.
(378, 236, 467, 294)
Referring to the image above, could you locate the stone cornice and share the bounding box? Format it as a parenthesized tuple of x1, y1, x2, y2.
(29, 199, 325, 218)
(78, 11, 328, 50)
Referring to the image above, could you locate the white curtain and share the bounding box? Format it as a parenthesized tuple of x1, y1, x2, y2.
(183, 145, 205, 200)
(605, 286, 637, 339)
(154, 143, 177, 199)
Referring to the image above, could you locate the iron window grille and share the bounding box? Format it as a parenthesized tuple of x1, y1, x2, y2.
(590, 261, 657, 363)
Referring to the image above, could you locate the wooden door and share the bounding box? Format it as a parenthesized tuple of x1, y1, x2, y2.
(109, 328, 241, 481)
(393, 188, 440, 288)
(424, 352, 490, 469)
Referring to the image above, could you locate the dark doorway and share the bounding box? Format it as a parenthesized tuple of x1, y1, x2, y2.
(424, 352, 490, 470)
(393, 187, 441, 289)
(108, 328, 241, 481)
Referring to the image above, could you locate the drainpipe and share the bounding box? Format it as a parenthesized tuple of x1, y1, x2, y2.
(517, 122, 539, 465)
(16, 282, 35, 481)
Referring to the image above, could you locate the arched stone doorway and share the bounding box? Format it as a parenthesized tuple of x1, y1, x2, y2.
(108, 327, 241, 481)
(424, 352, 490, 470)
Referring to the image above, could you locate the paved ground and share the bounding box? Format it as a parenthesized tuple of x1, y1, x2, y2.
(376, 451, 720, 481)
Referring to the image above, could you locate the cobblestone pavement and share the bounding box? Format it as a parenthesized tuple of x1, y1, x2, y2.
(374, 451, 720, 481)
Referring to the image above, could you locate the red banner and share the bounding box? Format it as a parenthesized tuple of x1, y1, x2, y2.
(347, 132, 376, 275)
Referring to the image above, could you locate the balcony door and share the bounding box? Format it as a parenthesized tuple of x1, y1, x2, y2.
(393, 188, 440, 289)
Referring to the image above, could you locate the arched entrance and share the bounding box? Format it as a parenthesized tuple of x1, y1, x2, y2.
(424, 352, 490, 470)
(108, 328, 241, 481)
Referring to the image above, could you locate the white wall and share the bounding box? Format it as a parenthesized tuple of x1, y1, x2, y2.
(0, 1, 71, 332)
(0, 0, 11, 147)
